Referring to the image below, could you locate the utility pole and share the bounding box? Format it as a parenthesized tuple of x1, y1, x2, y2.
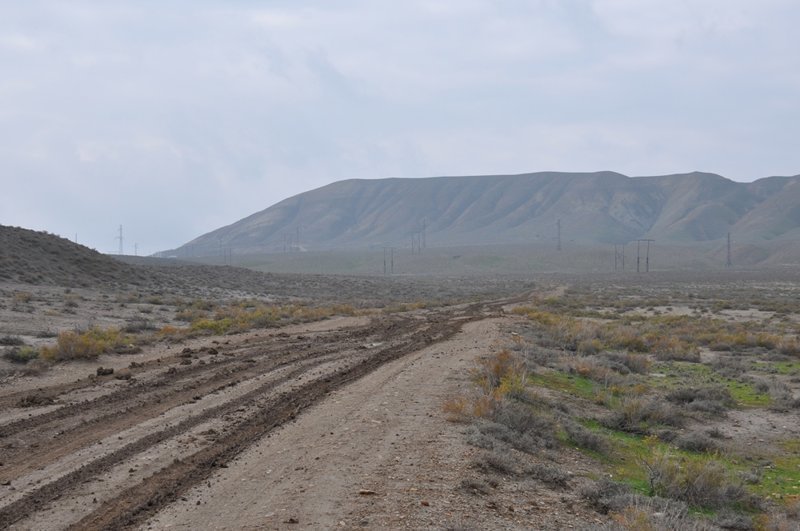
(726, 232, 732, 268)
(556, 219, 562, 251)
(115, 225, 123, 255)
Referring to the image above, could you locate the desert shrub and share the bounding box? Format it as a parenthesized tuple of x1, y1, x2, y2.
(189, 317, 234, 335)
(123, 319, 156, 333)
(0, 335, 25, 346)
(3, 346, 39, 364)
(472, 349, 527, 397)
(563, 419, 609, 454)
(712, 510, 754, 531)
(12, 291, 33, 304)
(712, 356, 749, 379)
(567, 357, 621, 386)
(666, 386, 734, 415)
(473, 451, 518, 476)
(469, 403, 558, 454)
(764, 379, 800, 411)
(458, 478, 492, 496)
(603, 397, 683, 434)
(577, 338, 602, 355)
(778, 338, 800, 356)
(175, 307, 208, 322)
(580, 479, 635, 514)
(39, 327, 133, 361)
(63, 294, 80, 308)
(600, 352, 652, 374)
(674, 431, 717, 453)
(525, 463, 570, 489)
(491, 401, 558, 449)
(642, 451, 760, 510)
(464, 424, 501, 450)
(596, 496, 713, 531)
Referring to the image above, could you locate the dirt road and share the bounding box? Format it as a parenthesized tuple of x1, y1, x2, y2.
(0, 299, 521, 530)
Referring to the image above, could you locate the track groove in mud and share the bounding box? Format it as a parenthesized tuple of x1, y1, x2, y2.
(0, 306, 487, 530)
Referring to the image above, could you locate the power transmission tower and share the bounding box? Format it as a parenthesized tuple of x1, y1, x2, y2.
(383, 247, 395, 275)
(636, 239, 655, 272)
(115, 225, 123, 255)
(411, 232, 423, 255)
(726, 232, 732, 268)
(614, 244, 626, 272)
(556, 219, 562, 251)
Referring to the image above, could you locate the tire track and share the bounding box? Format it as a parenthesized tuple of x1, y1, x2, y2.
(0, 304, 490, 530)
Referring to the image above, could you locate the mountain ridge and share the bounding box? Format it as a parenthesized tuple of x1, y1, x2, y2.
(160, 171, 800, 257)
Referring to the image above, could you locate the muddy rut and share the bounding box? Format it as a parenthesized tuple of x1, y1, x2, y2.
(0, 301, 504, 530)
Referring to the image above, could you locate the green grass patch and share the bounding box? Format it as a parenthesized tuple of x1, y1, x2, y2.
(746, 440, 800, 499)
(650, 361, 770, 407)
(753, 360, 800, 376)
(530, 370, 597, 400)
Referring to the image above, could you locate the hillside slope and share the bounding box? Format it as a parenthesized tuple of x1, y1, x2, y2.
(161, 171, 800, 257)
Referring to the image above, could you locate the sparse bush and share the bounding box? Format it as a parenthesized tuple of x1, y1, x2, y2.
(0, 335, 25, 346)
(459, 478, 492, 496)
(3, 345, 39, 364)
(12, 291, 33, 304)
(603, 397, 683, 434)
(666, 386, 734, 415)
(473, 451, 518, 476)
(123, 319, 156, 333)
(642, 450, 760, 510)
(470, 406, 557, 454)
(674, 431, 717, 453)
(525, 462, 570, 489)
(563, 419, 609, 454)
(39, 327, 134, 361)
(567, 357, 621, 386)
(472, 349, 527, 397)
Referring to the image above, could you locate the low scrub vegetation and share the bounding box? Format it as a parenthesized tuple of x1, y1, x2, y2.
(40, 327, 135, 361)
(23, 300, 359, 365)
(497, 279, 800, 528)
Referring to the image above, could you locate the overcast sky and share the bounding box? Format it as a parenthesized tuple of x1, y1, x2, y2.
(2, 1, 799, 255)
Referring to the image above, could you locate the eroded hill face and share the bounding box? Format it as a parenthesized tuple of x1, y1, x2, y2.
(161, 171, 800, 258)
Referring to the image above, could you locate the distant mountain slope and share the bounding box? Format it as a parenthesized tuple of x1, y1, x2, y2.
(161, 171, 800, 257)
